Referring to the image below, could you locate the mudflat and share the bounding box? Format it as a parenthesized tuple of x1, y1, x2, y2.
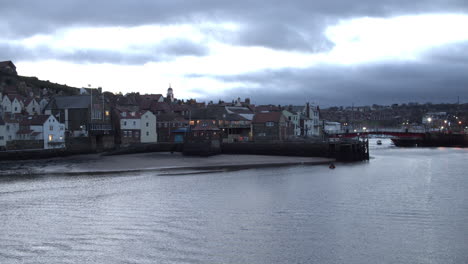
(0, 152, 334, 176)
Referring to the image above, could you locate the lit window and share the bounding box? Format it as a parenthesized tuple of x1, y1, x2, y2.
(105, 110, 110, 116)
(48, 135, 53, 141)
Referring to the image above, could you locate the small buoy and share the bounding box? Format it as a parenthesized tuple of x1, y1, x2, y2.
(329, 163, 336, 169)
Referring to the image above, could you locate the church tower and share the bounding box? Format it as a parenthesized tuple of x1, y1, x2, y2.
(167, 84, 174, 103)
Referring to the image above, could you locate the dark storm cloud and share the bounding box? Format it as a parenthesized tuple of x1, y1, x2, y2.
(2, 0, 468, 51)
(190, 42, 468, 106)
(0, 39, 208, 64)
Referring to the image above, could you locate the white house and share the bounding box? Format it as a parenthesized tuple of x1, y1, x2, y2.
(2, 95, 23, 114)
(303, 102, 320, 136)
(0, 116, 5, 149)
(18, 115, 65, 149)
(24, 98, 41, 115)
(140, 110, 157, 143)
(282, 110, 301, 136)
(324, 121, 342, 134)
(3, 115, 20, 142)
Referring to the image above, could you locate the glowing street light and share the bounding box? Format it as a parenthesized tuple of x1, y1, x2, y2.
(427, 117, 432, 123)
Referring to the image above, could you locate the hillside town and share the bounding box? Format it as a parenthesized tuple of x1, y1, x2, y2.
(0, 60, 467, 153)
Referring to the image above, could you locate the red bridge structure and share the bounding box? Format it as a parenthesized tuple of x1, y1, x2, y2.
(327, 128, 426, 139)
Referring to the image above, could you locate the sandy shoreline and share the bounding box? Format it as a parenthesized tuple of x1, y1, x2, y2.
(0, 152, 335, 176)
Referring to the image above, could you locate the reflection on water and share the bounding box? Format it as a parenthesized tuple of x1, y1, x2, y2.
(1, 139, 467, 264)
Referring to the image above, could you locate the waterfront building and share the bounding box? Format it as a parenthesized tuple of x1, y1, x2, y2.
(44, 94, 113, 138)
(140, 111, 157, 143)
(2, 114, 21, 143)
(191, 106, 252, 142)
(282, 110, 301, 137)
(16, 115, 65, 150)
(252, 112, 291, 141)
(0, 116, 5, 149)
(44, 94, 114, 151)
(324, 121, 342, 134)
(118, 111, 142, 146)
(303, 102, 321, 136)
(156, 113, 188, 142)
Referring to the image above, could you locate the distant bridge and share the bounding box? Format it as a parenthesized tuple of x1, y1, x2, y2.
(327, 128, 426, 139)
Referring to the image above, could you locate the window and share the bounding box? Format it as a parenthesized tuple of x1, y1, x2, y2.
(14, 107, 17, 111)
(105, 110, 110, 117)
(48, 134, 53, 142)
(146, 131, 149, 136)
(0, 136, 3, 140)
(133, 121, 136, 126)
(135, 131, 139, 138)
(124, 121, 127, 126)
(33, 107, 36, 112)
(50, 125, 53, 131)
(266, 121, 274, 127)
(146, 122, 149, 127)
(6, 125, 9, 131)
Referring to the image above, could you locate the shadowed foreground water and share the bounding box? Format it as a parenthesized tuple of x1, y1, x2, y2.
(1, 139, 467, 264)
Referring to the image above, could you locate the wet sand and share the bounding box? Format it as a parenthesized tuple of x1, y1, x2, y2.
(0, 152, 334, 176)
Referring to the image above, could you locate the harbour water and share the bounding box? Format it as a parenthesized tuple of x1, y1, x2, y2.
(0, 139, 467, 264)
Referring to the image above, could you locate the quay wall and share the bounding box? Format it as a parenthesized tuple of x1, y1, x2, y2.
(0, 141, 368, 162)
(221, 141, 368, 161)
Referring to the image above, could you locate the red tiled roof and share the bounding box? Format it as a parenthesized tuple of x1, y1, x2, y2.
(252, 112, 283, 123)
(255, 105, 281, 113)
(150, 102, 171, 113)
(20, 115, 50, 126)
(3, 114, 23, 123)
(7, 94, 24, 102)
(17, 129, 34, 134)
(23, 98, 37, 106)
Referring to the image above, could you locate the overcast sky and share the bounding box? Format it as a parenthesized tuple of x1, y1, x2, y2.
(1, 0, 468, 106)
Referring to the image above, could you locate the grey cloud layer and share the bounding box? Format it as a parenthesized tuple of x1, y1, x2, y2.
(192, 42, 468, 106)
(0, 39, 208, 64)
(2, 0, 468, 50)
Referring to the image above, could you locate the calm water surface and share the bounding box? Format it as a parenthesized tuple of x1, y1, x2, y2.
(1, 139, 467, 264)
